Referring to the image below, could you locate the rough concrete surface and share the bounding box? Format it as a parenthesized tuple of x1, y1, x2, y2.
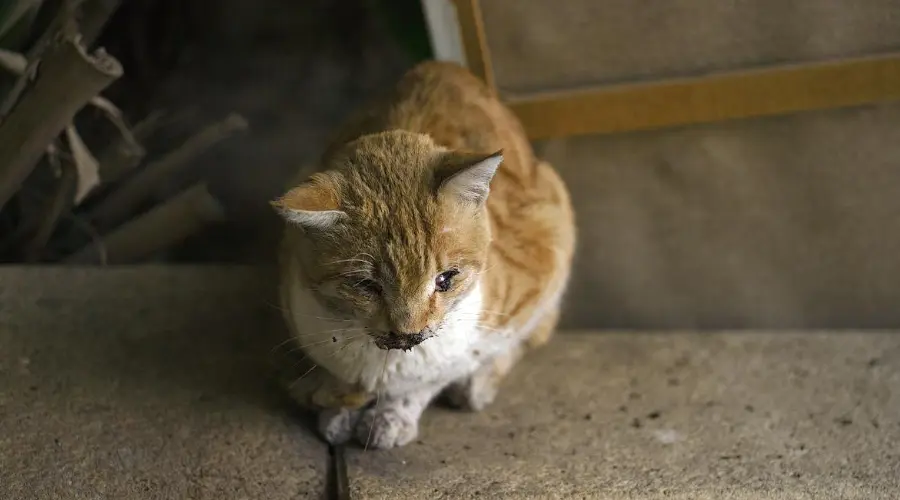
(350, 333, 900, 499)
(1, 267, 898, 499)
(0, 266, 326, 499)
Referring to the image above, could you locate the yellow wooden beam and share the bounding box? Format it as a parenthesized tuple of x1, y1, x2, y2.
(452, 0, 495, 91)
(507, 53, 900, 139)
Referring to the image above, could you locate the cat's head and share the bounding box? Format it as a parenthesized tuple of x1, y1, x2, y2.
(273, 131, 502, 350)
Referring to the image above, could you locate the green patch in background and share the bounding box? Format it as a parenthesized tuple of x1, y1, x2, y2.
(0, 0, 49, 50)
(371, 0, 433, 61)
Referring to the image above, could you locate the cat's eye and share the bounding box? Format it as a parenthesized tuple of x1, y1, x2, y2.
(355, 278, 382, 295)
(435, 269, 459, 293)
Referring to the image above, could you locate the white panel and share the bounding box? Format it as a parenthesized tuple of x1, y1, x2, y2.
(420, 0, 467, 65)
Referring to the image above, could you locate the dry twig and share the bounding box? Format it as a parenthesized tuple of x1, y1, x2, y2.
(0, 30, 122, 211)
(88, 113, 248, 229)
(23, 162, 76, 261)
(93, 109, 165, 183)
(78, 0, 120, 47)
(65, 182, 226, 264)
(65, 123, 100, 202)
(0, 0, 80, 120)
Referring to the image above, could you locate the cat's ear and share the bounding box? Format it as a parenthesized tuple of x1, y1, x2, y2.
(435, 150, 503, 204)
(270, 173, 346, 230)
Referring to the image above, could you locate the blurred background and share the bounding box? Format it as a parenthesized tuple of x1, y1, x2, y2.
(1, 0, 900, 331)
(0, 0, 426, 265)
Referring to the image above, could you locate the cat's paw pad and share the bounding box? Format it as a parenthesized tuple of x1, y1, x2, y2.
(355, 408, 419, 449)
(443, 375, 498, 412)
(318, 408, 360, 445)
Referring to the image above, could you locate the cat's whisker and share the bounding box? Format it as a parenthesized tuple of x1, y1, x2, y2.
(281, 329, 366, 347)
(334, 268, 372, 279)
(324, 256, 374, 266)
(284, 335, 366, 373)
(365, 350, 390, 452)
(477, 310, 513, 318)
(262, 299, 353, 323)
(272, 328, 365, 352)
(468, 326, 504, 336)
(332, 333, 367, 344)
(263, 300, 287, 313)
(332, 253, 376, 268)
(287, 329, 363, 340)
(324, 337, 361, 359)
(289, 363, 318, 388)
(458, 321, 507, 334)
(281, 309, 355, 323)
(291, 337, 346, 351)
(287, 332, 371, 355)
(453, 316, 508, 328)
(350, 278, 372, 287)
(309, 326, 367, 335)
(270, 336, 300, 354)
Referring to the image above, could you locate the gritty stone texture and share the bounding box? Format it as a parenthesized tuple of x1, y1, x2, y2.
(349, 332, 900, 499)
(1, 267, 899, 499)
(0, 266, 325, 499)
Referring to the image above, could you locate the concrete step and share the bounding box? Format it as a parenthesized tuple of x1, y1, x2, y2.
(1, 267, 897, 499)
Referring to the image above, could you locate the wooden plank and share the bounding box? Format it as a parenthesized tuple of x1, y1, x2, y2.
(506, 53, 900, 139)
(452, 0, 495, 91)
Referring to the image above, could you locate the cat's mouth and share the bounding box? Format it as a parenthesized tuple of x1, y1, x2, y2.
(372, 330, 430, 351)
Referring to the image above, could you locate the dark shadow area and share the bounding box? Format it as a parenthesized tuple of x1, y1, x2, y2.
(0, 0, 427, 265)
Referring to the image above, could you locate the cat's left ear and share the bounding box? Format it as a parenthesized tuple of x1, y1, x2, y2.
(270, 173, 346, 230)
(435, 150, 503, 205)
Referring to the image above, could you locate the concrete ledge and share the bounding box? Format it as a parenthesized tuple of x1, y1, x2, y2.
(349, 332, 900, 499)
(0, 267, 897, 499)
(0, 266, 325, 499)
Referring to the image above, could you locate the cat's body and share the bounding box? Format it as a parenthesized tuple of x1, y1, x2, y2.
(273, 61, 575, 449)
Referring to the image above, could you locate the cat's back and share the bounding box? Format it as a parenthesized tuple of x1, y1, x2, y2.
(325, 61, 534, 167)
(386, 62, 522, 150)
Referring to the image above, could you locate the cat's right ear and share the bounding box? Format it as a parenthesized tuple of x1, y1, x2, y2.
(270, 174, 346, 230)
(435, 150, 503, 205)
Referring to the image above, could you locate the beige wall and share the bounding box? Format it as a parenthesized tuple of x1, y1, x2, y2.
(538, 104, 900, 329)
(481, 0, 900, 96)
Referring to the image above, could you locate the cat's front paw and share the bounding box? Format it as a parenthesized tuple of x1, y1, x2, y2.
(443, 371, 499, 412)
(318, 408, 361, 445)
(354, 407, 419, 449)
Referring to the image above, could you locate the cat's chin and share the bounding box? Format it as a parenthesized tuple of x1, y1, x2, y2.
(372, 331, 430, 351)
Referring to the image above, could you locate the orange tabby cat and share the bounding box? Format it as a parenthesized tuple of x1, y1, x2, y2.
(272, 61, 575, 449)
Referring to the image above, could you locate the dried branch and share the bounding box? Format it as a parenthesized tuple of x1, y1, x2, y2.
(0, 0, 80, 120)
(89, 96, 141, 151)
(0, 34, 122, 211)
(131, 109, 168, 138)
(88, 113, 248, 229)
(0, 46, 139, 158)
(65, 182, 227, 264)
(0, 48, 26, 74)
(78, 0, 121, 47)
(23, 162, 76, 262)
(65, 124, 100, 203)
(93, 109, 164, 183)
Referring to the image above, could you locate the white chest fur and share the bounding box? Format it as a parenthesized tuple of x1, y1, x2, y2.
(283, 276, 516, 397)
